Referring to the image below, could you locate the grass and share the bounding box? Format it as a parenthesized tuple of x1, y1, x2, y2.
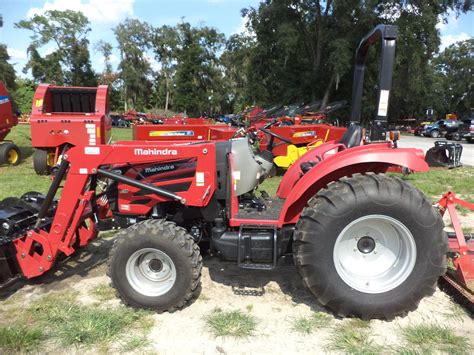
(397, 167, 474, 201)
(206, 308, 258, 338)
(91, 284, 116, 302)
(291, 312, 333, 335)
(442, 303, 470, 321)
(326, 319, 381, 354)
(121, 335, 152, 352)
(400, 324, 470, 354)
(0, 324, 43, 352)
(26, 292, 153, 347)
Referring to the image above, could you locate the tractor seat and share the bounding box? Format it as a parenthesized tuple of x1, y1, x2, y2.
(338, 125, 363, 148)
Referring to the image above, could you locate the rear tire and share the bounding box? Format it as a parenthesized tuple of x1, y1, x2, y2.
(108, 219, 202, 312)
(0, 143, 21, 165)
(294, 174, 446, 320)
(33, 149, 52, 175)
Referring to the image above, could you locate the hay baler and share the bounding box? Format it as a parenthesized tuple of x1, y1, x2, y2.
(30, 84, 111, 175)
(0, 81, 21, 165)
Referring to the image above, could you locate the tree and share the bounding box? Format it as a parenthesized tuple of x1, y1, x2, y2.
(152, 23, 225, 116)
(16, 10, 96, 86)
(95, 40, 121, 111)
(0, 44, 16, 91)
(13, 78, 36, 114)
(114, 19, 153, 111)
(432, 39, 473, 117)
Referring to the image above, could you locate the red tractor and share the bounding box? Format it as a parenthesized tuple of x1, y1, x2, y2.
(30, 84, 111, 175)
(0, 25, 470, 318)
(0, 81, 21, 165)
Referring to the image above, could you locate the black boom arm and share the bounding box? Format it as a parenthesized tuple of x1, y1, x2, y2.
(349, 24, 398, 141)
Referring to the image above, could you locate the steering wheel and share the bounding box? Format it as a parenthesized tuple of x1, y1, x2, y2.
(259, 127, 292, 144)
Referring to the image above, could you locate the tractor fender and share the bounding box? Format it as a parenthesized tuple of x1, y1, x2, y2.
(277, 144, 428, 226)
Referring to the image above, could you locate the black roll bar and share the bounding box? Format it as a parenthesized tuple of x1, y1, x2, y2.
(349, 24, 398, 141)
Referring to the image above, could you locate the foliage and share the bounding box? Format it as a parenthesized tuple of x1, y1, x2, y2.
(432, 39, 474, 117)
(9, 2, 473, 119)
(16, 10, 97, 86)
(12, 78, 35, 114)
(0, 44, 16, 91)
(152, 23, 226, 116)
(114, 18, 153, 111)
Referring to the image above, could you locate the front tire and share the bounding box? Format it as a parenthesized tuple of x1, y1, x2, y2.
(108, 219, 202, 312)
(430, 130, 440, 138)
(294, 174, 446, 320)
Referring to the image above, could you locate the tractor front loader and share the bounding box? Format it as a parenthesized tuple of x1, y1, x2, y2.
(0, 25, 458, 319)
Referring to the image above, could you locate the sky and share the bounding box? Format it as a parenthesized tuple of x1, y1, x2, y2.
(0, 0, 472, 77)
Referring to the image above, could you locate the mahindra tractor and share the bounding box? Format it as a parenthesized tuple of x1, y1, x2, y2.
(0, 81, 21, 165)
(1, 25, 471, 318)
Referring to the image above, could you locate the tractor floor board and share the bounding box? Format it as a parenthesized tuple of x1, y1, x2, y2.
(236, 198, 285, 221)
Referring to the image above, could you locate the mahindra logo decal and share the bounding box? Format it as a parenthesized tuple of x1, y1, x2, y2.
(134, 148, 178, 156)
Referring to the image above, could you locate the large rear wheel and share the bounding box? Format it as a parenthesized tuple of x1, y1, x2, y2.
(108, 219, 202, 312)
(294, 174, 446, 320)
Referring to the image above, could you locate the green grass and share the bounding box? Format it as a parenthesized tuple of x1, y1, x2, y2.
(121, 335, 152, 352)
(291, 312, 333, 335)
(91, 284, 116, 302)
(400, 324, 470, 354)
(396, 167, 474, 201)
(28, 292, 152, 347)
(0, 324, 43, 352)
(326, 319, 381, 354)
(206, 308, 258, 338)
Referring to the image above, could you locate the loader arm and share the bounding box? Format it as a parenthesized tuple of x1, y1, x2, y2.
(10, 142, 217, 279)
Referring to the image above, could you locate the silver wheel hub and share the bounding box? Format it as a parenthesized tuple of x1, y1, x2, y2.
(126, 248, 176, 297)
(333, 215, 416, 294)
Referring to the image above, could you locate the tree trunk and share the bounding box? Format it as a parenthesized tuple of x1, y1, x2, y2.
(322, 73, 336, 108)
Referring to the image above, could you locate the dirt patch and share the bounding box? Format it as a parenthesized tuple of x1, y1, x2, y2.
(2, 235, 473, 353)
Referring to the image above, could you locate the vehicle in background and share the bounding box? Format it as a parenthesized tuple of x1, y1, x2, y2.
(458, 118, 474, 143)
(420, 120, 457, 138)
(413, 121, 433, 136)
(441, 120, 461, 140)
(111, 114, 130, 128)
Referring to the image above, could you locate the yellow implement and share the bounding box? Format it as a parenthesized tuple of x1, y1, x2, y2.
(274, 129, 330, 169)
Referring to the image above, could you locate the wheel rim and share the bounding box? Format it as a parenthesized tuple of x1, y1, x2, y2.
(333, 215, 416, 294)
(126, 248, 176, 297)
(47, 153, 55, 167)
(432, 131, 439, 138)
(7, 149, 18, 164)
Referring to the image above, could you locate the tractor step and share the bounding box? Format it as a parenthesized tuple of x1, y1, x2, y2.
(238, 263, 274, 270)
(237, 224, 278, 270)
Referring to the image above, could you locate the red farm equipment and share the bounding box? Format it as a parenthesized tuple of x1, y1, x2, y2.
(0, 81, 21, 165)
(30, 84, 111, 175)
(0, 25, 471, 318)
